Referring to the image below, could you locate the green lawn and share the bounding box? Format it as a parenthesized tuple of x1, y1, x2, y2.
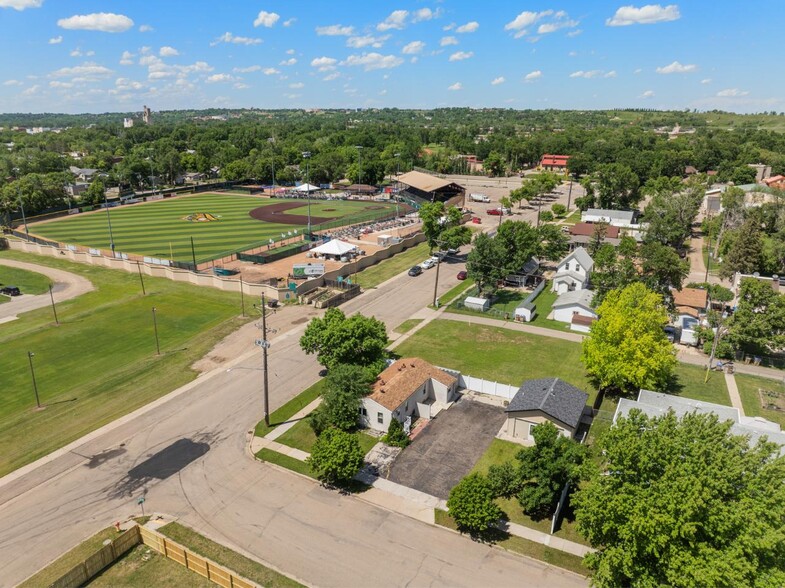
(438, 279, 474, 306)
(256, 448, 316, 478)
(0, 265, 52, 294)
(434, 510, 588, 577)
(394, 318, 423, 334)
(667, 363, 730, 406)
(158, 522, 303, 588)
(469, 439, 589, 546)
(0, 250, 249, 477)
(276, 418, 379, 455)
(394, 319, 598, 404)
(254, 379, 326, 438)
(29, 193, 395, 262)
(527, 285, 570, 331)
(353, 241, 430, 288)
(88, 544, 214, 587)
(735, 374, 785, 427)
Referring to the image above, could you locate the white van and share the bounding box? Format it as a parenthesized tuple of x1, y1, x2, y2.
(469, 193, 490, 203)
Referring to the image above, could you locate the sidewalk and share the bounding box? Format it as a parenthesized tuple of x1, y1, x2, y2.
(724, 372, 744, 416)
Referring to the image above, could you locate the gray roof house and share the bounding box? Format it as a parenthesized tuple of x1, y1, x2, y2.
(552, 289, 597, 324)
(615, 389, 785, 455)
(502, 378, 589, 445)
(581, 208, 639, 226)
(552, 246, 594, 294)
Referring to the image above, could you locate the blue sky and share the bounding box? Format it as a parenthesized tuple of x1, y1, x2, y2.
(0, 1, 779, 114)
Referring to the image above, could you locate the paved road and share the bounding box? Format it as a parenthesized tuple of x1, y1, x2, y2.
(0, 258, 94, 322)
(0, 255, 586, 588)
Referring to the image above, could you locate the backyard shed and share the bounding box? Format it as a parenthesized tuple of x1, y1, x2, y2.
(514, 301, 536, 322)
(464, 296, 490, 312)
(552, 289, 597, 324)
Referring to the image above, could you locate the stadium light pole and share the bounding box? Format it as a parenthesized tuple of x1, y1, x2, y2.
(302, 151, 311, 238)
(102, 190, 116, 257)
(152, 306, 161, 356)
(13, 169, 29, 241)
(355, 145, 363, 187)
(147, 147, 156, 196)
(27, 351, 41, 409)
(394, 152, 401, 217)
(268, 137, 276, 194)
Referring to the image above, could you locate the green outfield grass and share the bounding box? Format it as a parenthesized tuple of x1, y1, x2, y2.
(0, 265, 52, 294)
(29, 193, 395, 262)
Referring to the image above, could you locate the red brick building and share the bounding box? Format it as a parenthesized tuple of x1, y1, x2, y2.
(539, 154, 571, 173)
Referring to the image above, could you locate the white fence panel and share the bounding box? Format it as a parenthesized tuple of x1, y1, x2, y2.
(438, 367, 518, 400)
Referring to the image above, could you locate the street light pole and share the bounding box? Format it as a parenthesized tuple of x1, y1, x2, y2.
(566, 180, 573, 211)
(356, 145, 363, 187)
(268, 137, 276, 194)
(259, 295, 271, 427)
(152, 306, 160, 356)
(27, 351, 41, 409)
(394, 152, 401, 218)
(302, 151, 311, 238)
(48, 284, 59, 325)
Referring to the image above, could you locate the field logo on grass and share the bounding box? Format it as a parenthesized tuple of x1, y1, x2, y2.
(183, 212, 221, 222)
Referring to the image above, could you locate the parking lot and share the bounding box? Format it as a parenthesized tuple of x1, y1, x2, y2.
(387, 397, 506, 500)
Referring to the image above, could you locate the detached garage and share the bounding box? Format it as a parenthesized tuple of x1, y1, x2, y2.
(552, 289, 596, 324)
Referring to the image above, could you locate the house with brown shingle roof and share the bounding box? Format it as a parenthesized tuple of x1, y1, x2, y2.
(671, 287, 708, 346)
(361, 358, 458, 433)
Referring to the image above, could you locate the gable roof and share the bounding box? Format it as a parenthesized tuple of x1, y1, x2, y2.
(398, 170, 462, 193)
(571, 314, 596, 327)
(583, 208, 637, 224)
(506, 378, 589, 430)
(671, 287, 708, 310)
(569, 222, 620, 238)
(368, 358, 457, 411)
(552, 289, 595, 311)
(540, 154, 571, 166)
(559, 246, 594, 272)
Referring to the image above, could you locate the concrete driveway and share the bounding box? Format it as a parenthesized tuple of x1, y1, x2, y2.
(388, 397, 506, 500)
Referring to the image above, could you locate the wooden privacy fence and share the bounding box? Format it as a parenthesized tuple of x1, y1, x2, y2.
(49, 524, 259, 588)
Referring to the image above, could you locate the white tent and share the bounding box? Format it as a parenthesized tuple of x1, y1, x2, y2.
(294, 183, 321, 192)
(311, 239, 357, 256)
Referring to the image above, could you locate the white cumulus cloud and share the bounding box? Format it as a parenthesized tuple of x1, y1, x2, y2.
(211, 32, 262, 46)
(57, 13, 134, 33)
(159, 46, 179, 57)
(50, 62, 113, 79)
(377, 10, 408, 31)
(347, 34, 390, 49)
(289, 82, 304, 89)
(343, 52, 404, 71)
(48, 36, 63, 45)
(3, 79, 23, 86)
(639, 90, 655, 98)
(234, 65, 261, 73)
(139, 24, 153, 33)
(120, 50, 135, 65)
(0, 0, 42, 11)
(701, 78, 712, 84)
(279, 58, 297, 66)
(448, 82, 462, 91)
(206, 73, 235, 84)
(316, 24, 354, 36)
(656, 60, 697, 74)
(402, 41, 425, 55)
(323, 72, 340, 81)
(505, 9, 578, 38)
(491, 76, 505, 85)
(449, 51, 473, 62)
(412, 8, 440, 23)
(455, 21, 479, 33)
(440, 36, 458, 46)
(605, 70, 617, 78)
(254, 11, 280, 28)
(607, 4, 681, 26)
(525, 70, 542, 81)
(717, 88, 749, 97)
(21, 84, 41, 95)
(570, 70, 603, 78)
(283, 18, 296, 27)
(262, 67, 280, 75)
(311, 56, 338, 72)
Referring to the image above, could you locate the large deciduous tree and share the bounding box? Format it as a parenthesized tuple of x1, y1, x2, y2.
(720, 219, 764, 279)
(300, 308, 388, 372)
(726, 278, 785, 355)
(446, 473, 503, 535)
(582, 283, 676, 393)
(573, 410, 785, 588)
(307, 427, 365, 485)
(593, 163, 641, 209)
(418, 201, 471, 252)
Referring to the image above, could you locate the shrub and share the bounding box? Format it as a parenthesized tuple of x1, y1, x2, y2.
(309, 405, 330, 437)
(384, 418, 410, 448)
(446, 473, 503, 535)
(539, 211, 554, 222)
(551, 203, 567, 217)
(307, 427, 365, 485)
(486, 462, 521, 499)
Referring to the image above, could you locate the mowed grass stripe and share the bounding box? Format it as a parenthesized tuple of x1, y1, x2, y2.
(31, 193, 394, 261)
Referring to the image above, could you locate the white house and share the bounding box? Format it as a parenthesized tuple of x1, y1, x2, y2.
(552, 289, 597, 324)
(502, 378, 589, 445)
(552, 246, 593, 294)
(360, 358, 459, 433)
(69, 166, 98, 182)
(581, 208, 639, 227)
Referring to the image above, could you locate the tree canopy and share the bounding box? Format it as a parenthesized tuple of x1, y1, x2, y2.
(582, 282, 676, 393)
(306, 427, 365, 485)
(573, 409, 785, 588)
(299, 308, 388, 371)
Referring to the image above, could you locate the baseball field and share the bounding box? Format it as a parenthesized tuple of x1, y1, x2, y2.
(29, 193, 398, 262)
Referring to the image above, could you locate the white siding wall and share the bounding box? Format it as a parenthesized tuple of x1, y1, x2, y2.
(553, 305, 596, 323)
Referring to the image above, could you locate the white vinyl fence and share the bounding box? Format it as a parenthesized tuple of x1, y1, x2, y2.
(439, 367, 518, 401)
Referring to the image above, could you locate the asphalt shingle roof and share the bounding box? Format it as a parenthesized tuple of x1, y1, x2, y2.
(506, 378, 589, 430)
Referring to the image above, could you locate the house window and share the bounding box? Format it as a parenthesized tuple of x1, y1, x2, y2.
(377, 412, 384, 424)
(405, 401, 409, 412)
(359, 407, 367, 416)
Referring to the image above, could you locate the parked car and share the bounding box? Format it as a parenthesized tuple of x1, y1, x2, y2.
(471, 217, 482, 224)
(420, 258, 437, 270)
(0, 286, 21, 296)
(488, 207, 511, 216)
(447, 248, 459, 255)
(408, 265, 423, 277)
(457, 270, 467, 280)
(431, 251, 446, 260)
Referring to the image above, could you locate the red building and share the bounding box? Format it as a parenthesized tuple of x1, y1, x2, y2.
(539, 154, 571, 173)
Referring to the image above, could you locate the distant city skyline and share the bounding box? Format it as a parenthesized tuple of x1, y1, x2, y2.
(0, 1, 779, 114)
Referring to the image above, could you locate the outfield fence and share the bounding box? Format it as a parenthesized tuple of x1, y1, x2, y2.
(47, 524, 260, 588)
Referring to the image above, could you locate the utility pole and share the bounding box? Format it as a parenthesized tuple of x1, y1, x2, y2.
(268, 136, 276, 194)
(103, 191, 116, 257)
(48, 284, 59, 325)
(704, 219, 712, 283)
(432, 255, 442, 308)
(704, 306, 728, 383)
(137, 262, 146, 295)
(152, 307, 160, 356)
(190, 236, 197, 270)
(356, 145, 363, 187)
(240, 276, 246, 317)
(258, 294, 271, 427)
(302, 151, 312, 237)
(566, 180, 573, 211)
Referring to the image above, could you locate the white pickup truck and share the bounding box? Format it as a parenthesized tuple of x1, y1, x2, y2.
(469, 193, 490, 203)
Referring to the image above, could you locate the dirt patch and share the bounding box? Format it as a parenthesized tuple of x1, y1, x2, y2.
(249, 201, 339, 226)
(323, 208, 337, 212)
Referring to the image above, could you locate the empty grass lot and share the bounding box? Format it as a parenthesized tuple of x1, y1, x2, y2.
(158, 522, 303, 588)
(0, 265, 52, 294)
(735, 373, 785, 427)
(88, 544, 214, 587)
(394, 318, 423, 334)
(0, 250, 249, 477)
(29, 193, 394, 262)
(353, 241, 430, 288)
(276, 418, 378, 455)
